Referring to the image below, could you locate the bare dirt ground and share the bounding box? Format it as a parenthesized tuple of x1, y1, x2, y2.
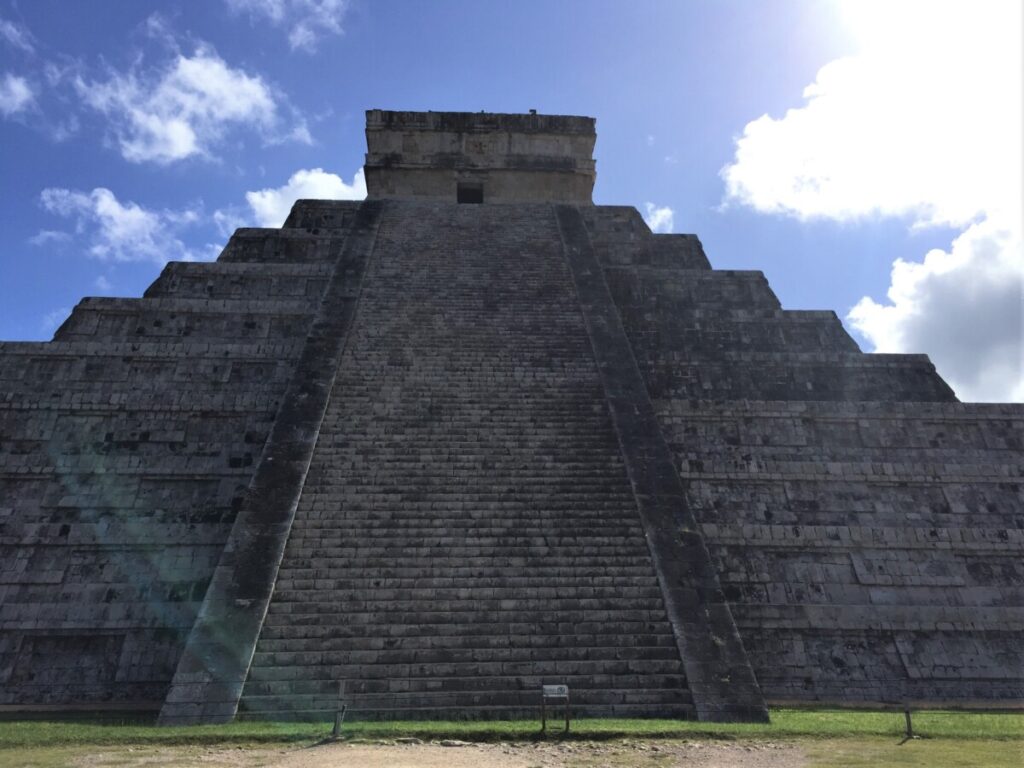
(52, 739, 806, 768)
(273, 739, 807, 768)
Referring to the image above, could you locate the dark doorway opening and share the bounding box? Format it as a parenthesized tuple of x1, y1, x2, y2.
(457, 183, 484, 204)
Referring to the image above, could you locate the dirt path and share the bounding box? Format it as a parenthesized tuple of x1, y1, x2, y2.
(10, 735, 1023, 768)
(32, 739, 808, 768)
(268, 740, 806, 768)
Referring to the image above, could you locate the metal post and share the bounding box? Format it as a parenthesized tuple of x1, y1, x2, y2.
(904, 707, 913, 739)
(332, 706, 345, 738)
(332, 680, 347, 739)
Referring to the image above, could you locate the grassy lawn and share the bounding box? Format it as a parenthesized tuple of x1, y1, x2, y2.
(0, 709, 1020, 767)
(3, 708, 1019, 747)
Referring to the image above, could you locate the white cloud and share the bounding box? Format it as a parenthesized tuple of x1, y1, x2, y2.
(643, 202, 674, 234)
(226, 0, 349, 52)
(93, 275, 113, 292)
(212, 207, 249, 238)
(142, 12, 181, 51)
(0, 18, 34, 53)
(48, 114, 80, 142)
(43, 61, 73, 88)
(720, 0, 1023, 402)
(0, 73, 34, 116)
(28, 229, 71, 246)
(245, 167, 365, 227)
(39, 187, 209, 263)
(849, 220, 1023, 402)
(75, 47, 294, 164)
(199, 242, 226, 261)
(41, 306, 71, 333)
(283, 119, 313, 145)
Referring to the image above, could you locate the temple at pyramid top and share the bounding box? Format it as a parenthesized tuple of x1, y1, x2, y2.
(364, 109, 597, 203)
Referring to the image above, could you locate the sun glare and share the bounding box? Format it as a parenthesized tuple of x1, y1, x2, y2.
(838, 0, 1020, 57)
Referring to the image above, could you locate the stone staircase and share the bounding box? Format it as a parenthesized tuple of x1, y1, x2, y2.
(239, 202, 694, 719)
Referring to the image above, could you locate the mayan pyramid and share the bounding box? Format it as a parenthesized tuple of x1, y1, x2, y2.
(1, 110, 1021, 725)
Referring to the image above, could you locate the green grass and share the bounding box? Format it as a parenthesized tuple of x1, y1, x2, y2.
(0, 709, 1020, 749)
(0, 712, 1021, 768)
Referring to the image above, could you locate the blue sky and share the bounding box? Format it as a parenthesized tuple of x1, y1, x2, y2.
(0, 0, 1020, 400)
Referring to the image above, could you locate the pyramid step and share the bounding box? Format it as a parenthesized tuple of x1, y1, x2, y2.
(273, 575, 662, 589)
(248, 643, 684, 671)
(245, 670, 687, 699)
(238, 692, 694, 721)
(255, 629, 681, 649)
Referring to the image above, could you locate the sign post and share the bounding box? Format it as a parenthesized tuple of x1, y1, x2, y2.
(541, 684, 570, 734)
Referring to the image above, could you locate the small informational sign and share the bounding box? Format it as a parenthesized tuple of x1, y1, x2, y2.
(540, 684, 570, 734)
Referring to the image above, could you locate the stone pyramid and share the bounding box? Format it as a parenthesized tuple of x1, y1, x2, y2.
(1, 110, 1020, 725)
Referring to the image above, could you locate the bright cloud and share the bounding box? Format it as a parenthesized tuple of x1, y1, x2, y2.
(721, 0, 1023, 402)
(226, 0, 349, 52)
(0, 18, 34, 53)
(849, 220, 1023, 403)
(0, 73, 34, 116)
(39, 187, 207, 263)
(643, 202, 674, 234)
(75, 47, 294, 164)
(245, 167, 366, 227)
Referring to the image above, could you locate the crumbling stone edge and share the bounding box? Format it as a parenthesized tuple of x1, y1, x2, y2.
(158, 200, 386, 725)
(554, 204, 769, 723)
